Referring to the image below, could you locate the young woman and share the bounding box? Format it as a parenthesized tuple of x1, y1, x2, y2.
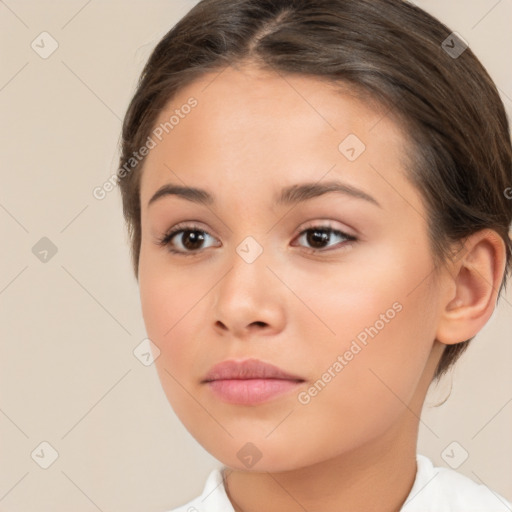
(117, 0, 512, 510)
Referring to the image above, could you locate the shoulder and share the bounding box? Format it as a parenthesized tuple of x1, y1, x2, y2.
(401, 453, 512, 512)
(164, 467, 234, 512)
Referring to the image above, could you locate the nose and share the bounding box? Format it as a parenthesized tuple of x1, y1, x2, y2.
(211, 247, 286, 339)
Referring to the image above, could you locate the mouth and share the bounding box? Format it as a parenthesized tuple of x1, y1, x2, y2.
(201, 358, 305, 405)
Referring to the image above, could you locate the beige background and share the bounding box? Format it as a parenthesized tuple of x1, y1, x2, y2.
(0, 1, 511, 510)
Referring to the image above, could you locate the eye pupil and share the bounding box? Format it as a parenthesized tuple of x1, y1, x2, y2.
(182, 230, 205, 250)
(307, 229, 330, 248)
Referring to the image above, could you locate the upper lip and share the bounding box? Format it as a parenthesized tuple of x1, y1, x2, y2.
(202, 358, 304, 382)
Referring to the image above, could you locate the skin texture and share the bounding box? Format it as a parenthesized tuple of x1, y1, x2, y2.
(137, 62, 506, 512)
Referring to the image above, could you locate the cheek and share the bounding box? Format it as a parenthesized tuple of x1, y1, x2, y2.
(309, 240, 434, 346)
(139, 242, 198, 336)
(139, 269, 211, 433)
(138, 260, 204, 370)
(305, 241, 439, 415)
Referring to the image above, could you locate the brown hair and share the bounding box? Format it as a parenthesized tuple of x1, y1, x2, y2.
(117, 0, 512, 380)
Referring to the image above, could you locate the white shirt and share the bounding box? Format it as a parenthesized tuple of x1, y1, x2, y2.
(167, 454, 512, 511)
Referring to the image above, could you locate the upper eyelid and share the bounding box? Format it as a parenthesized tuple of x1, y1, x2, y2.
(167, 220, 354, 239)
(173, 217, 353, 233)
(294, 219, 352, 235)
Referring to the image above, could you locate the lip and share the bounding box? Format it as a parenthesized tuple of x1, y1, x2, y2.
(202, 358, 305, 405)
(202, 358, 304, 382)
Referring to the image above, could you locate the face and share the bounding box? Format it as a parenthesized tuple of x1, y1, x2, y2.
(138, 62, 445, 472)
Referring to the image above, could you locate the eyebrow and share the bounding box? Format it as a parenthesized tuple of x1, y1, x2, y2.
(147, 180, 381, 209)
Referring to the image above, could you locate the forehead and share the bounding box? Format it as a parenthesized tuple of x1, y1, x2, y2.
(139, 63, 418, 214)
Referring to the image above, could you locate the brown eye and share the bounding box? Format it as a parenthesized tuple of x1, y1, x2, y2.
(176, 230, 206, 251)
(157, 223, 219, 256)
(294, 226, 357, 252)
(305, 228, 331, 248)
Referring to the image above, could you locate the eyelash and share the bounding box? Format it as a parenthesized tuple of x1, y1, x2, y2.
(156, 222, 357, 257)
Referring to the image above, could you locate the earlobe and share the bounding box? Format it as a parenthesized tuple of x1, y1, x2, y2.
(435, 229, 506, 346)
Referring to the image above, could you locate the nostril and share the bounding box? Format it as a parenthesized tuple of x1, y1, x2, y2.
(215, 320, 228, 330)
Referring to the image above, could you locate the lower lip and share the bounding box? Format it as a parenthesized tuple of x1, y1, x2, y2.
(205, 379, 303, 405)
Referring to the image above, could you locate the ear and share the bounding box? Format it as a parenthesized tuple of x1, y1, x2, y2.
(435, 229, 507, 346)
